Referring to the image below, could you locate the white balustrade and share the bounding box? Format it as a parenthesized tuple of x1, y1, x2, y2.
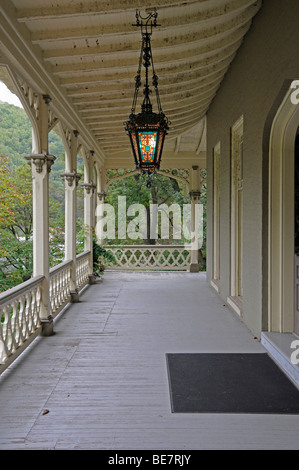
(76, 251, 91, 289)
(0, 275, 44, 370)
(49, 260, 72, 317)
(102, 245, 191, 271)
(0, 252, 92, 373)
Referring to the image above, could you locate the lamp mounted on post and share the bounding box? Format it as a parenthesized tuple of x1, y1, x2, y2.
(125, 9, 170, 187)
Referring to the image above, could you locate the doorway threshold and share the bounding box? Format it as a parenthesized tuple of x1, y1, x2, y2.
(261, 332, 299, 387)
(227, 295, 243, 316)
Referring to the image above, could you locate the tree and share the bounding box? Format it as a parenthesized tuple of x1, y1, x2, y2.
(0, 156, 33, 290)
(104, 171, 206, 269)
(106, 172, 190, 245)
(0, 157, 72, 291)
(0, 154, 22, 227)
(0, 103, 83, 291)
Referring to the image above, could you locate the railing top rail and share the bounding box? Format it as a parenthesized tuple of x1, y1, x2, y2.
(103, 245, 191, 249)
(76, 250, 91, 260)
(50, 259, 72, 276)
(0, 275, 45, 306)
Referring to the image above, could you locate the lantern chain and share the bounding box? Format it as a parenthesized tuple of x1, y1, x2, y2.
(131, 9, 162, 116)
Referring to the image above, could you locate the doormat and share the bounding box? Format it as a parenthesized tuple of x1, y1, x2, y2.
(166, 353, 299, 414)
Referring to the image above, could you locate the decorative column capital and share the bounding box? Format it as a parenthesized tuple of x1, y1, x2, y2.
(97, 191, 107, 202)
(42, 94, 52, 105)
(189, 190, 201, 201)
(61, 171, 82, 187)
(25, 153, 56, 173)
(82, 182, 96, 194)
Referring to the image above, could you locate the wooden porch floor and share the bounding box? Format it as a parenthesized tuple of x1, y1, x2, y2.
(0, 271, 298, 450)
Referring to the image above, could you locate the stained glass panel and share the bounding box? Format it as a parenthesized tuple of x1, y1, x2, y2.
(138, 132, 157, 163)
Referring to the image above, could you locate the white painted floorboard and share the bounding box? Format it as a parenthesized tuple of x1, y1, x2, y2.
(0, 271, 298, 450)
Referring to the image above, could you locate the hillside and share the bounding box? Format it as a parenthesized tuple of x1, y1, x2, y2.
(0, 101, 32, 167)
(0, 101, 69, 206)
(0, 101, 66, 165)
(0, 102, 85, 290)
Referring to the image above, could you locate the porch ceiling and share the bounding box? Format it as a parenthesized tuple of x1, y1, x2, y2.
(0, 0, 261, 166)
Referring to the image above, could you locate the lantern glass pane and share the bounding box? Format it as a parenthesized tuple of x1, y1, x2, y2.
(138, 132, 157, 163)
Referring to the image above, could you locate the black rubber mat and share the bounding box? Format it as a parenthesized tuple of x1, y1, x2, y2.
(166, 353, 299, 413)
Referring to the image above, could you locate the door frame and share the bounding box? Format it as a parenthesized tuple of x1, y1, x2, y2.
(268, 86, 299, 332)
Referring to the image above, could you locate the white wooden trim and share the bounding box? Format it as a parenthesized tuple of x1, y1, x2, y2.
(268, 87, 299, 332)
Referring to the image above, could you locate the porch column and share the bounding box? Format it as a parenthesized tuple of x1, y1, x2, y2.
(94, 163, 106, 245)
(61, 130, 81, 302)
(26, 94, 55, 335)
(25, 153, 55, 335)
(96, 191, 107, 245)
(82, 151, 96, 283)
(188, 165, 201, 272)
(61, 171, 81, 301)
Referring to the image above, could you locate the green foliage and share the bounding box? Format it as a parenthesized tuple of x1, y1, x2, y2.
(93, 238, 115, 274)
(0, 233, 33, 290)
(106, 172, 191, 245)
(0, 102, 66, 168)
(105, 172, 207, 269)
(0, 103, 32, 167)
(0, 156, 68, 291)
(0, 157, 33, 290)
(0, 103, 82, 291)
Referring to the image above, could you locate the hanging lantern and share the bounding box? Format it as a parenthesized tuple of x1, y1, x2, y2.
(125, 9, 170, 176)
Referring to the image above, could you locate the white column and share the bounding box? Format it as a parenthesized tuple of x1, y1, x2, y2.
(61, 130, 81, 301)
(82, 183, 95, 251)
(188, 165, 201, 273)
(26, 154, 55, 334)
(82, 151, 96, 283)
(61, 171, 81, 300)
(82, 182, 97, 283)
(96, 191, 106, 245)
(95, 164, 106, 245)
(26, 94, 55, 335)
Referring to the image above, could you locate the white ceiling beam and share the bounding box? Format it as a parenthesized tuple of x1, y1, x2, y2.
(16, 0, 210, 22)
(59, 51, 235, 86)
(17, 0, 258, 24)
(42, 22, 250, 61)
(67, 66, 225, 97)
(30, 3, 259, 44)
(51, 40, 242, 76)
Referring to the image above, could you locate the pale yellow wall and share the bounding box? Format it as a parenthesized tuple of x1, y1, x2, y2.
(206, 0, 299, 338)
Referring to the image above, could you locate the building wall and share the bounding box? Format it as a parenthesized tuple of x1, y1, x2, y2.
(206, 0, 299, 338)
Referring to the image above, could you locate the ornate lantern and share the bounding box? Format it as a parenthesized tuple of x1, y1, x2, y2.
(125, 10, 170, 178)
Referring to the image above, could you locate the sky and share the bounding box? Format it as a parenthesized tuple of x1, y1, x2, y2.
(0, 81, 22, 108)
